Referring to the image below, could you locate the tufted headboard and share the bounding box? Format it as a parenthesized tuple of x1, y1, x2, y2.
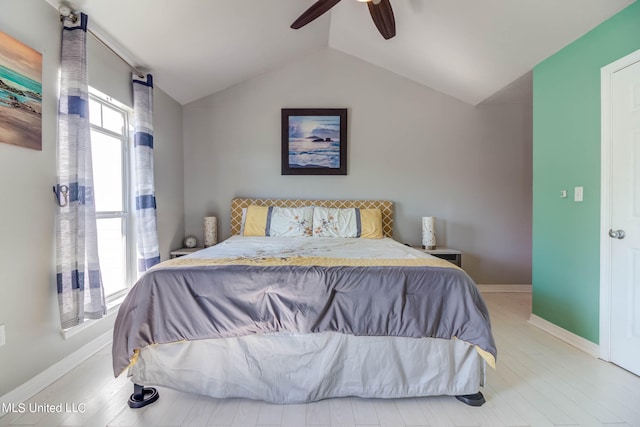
(231, 198, 394, 238)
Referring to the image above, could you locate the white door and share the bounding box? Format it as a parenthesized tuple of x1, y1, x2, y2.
(609, 57, 640, 376)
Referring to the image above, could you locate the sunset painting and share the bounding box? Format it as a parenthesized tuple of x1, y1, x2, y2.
(281, 108, 347, 175)
(0, 31, 42, 151)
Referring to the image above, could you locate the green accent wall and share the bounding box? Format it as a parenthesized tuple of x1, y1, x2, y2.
(532, 1, 640, 343)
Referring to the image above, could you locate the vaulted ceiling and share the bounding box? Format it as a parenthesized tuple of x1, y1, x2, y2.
(44, 0, 634, 105)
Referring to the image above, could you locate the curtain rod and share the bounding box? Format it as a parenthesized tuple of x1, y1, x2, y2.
(59, 5, 145, 78)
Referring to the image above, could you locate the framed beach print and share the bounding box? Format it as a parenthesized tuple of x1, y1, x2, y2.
(281, 108, 347, 175)
(0, 31, 42, 151)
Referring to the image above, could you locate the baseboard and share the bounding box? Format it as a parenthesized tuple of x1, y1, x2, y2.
(477, 284, 532, 293)
(0, 329, 113, 417)
(528, 314, 599, 358)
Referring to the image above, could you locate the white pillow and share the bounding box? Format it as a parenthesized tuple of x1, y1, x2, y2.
(268, 206, 313, 237)
(312, 207, 384, 238)
(312, 207, 359, 237)
(242, 206, 313, 237)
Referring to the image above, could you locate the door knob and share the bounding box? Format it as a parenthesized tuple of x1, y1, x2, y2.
(609, 229, 626, 239)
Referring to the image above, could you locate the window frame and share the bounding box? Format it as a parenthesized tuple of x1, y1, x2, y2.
(88, 87, 136, 304)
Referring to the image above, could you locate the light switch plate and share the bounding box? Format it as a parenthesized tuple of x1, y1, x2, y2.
(0, 324, 5, 347)
(574, 186, 584, 202)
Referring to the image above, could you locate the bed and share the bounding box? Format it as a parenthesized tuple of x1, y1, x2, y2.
(112, 198, 496, 408)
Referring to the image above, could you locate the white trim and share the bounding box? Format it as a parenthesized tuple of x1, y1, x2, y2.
(477, 284, 532, 293)
(0, 330, 113, 417)
(599, 48, 640, 362)
(61, 306, 118, 339)
(528, 314, 600, 358)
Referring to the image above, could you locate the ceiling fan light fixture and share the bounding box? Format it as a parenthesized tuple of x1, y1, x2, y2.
(292, 0, 394, 39)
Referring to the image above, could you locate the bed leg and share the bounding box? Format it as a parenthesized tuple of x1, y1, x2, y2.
(455, 392, 485, 407)
(128, 383, 159, 409)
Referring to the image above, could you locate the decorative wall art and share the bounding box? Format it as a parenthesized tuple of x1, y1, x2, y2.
(281, 108, 347, 175)
(0, 31, 42, 151)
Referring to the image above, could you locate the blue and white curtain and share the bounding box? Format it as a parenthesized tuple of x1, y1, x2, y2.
(133, 74, 160, 272)
(55, 13, 106, 329)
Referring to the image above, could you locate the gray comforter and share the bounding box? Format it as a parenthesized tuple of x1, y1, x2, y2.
(112, 258, 496, 376)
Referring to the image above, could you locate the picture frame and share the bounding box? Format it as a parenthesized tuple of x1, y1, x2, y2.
(0, 31, 43, 151)
(281, 108, 347, 175)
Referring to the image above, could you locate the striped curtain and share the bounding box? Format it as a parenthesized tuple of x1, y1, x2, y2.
(55, 13, 106, 329)
(132, 74, 160, 271)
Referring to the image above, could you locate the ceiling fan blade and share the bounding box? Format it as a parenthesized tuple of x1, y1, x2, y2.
(291, 0, 343, 29)
(368, 0, 396, 40)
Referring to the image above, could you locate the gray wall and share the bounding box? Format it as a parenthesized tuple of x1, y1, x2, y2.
(183, 48, 532, 284)
(0, 0, 184, 396)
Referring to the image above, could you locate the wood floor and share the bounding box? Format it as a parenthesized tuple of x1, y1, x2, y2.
(1, 292, 639, 427)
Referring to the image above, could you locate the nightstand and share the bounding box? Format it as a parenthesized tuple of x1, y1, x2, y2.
(170, 247, 202, 259)
(414, 246, 462, 267)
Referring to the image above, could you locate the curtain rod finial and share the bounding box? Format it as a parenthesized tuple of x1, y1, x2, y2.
(58, 5, 78, 22)
(59, 5, 72, 16)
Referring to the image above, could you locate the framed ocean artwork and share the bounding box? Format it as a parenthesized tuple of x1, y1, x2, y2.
(0, 31, 42, 151)
(281, 108, 347, 175)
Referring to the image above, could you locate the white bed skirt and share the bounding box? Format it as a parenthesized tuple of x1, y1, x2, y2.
(129, 332, 485, 404)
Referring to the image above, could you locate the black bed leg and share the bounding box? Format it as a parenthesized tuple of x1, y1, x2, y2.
(128, 383, 159, 409)
(455, 391, 486, 407)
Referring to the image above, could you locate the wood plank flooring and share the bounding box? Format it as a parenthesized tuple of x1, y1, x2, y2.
(1, 292, 639, 426)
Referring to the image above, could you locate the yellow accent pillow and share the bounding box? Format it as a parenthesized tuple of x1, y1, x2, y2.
(360, 209, 383, 239)
(242, 205, 269, 236)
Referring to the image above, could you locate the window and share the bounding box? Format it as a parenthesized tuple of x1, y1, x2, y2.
(89, 88, 134, 302)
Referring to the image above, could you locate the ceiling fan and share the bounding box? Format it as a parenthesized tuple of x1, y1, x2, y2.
(291, 0, 396, 40)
